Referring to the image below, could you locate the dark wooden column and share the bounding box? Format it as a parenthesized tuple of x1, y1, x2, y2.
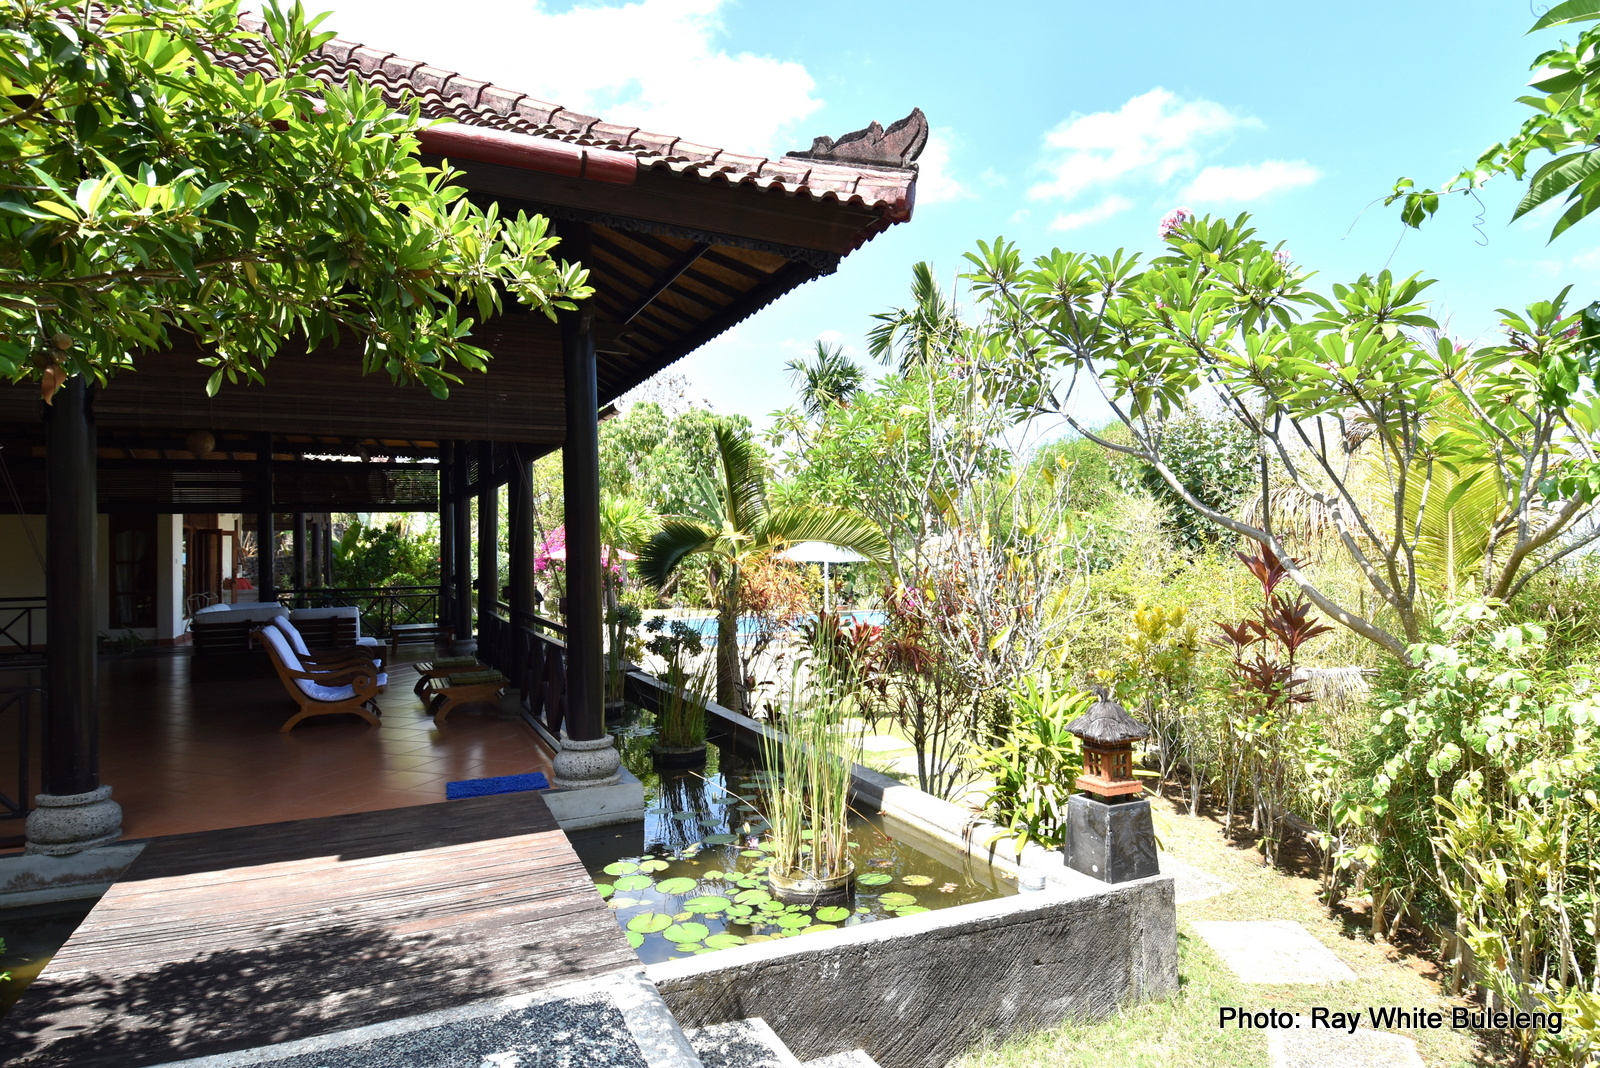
(254, 434, 275, 603)
(508, 444, 536, 681)
(452, 442, 473, 643)
(43, 377, 99, 797)
(291, 512, 307, 594)
(562, 270, 604, 743)
(438, 443, 455, 627)
(476, 442, 499, 648)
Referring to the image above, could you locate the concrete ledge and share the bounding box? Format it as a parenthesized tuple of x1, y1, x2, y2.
(649, 874, 1177, 1068)
(542, 767, 647, 830)
(0, 841, 145, 907)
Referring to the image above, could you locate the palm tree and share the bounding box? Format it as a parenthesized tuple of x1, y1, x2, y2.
(635, 421, 889, 711)
(784, 341, 866, 419)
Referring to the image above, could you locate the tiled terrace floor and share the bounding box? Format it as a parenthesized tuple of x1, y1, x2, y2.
(3, 650, 556, 842)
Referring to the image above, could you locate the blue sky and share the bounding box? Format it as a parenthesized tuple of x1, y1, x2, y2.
(312, 1, 1592, 426)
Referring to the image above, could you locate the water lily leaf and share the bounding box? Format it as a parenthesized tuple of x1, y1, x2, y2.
(673, 911, 691, 921)
(594, 883, 615, 899)
(684, 895, 730, 914)
(627, 912, 674, 934)
(895, 905, 930, 915)
(626, 931, 645, 949)
(815, 906, 851, 922)
(603, 862, 639, 876)
(802, 924, 838, 934)
(704, 834, 737, 845)
(673, 943, 705, 953)
(698, 816, 722, 828)
(701, 869, 729, 880)
(705, 933, 746, 949)
(725, 904, 755, 920)
(657, 877, 698, 896)
(858, 873, 893, 886)
(638, 860, 671, 872)
(736, 878, 763, 889)
(879, 892, 918, 907)
(739, 849, 764, 857)
(663, 922, 709, 943)
(671, 811, 695, 821)
(774, 912, 811, 928)
(900, 875, 933, 886)
(744, 934, 773, 943)
(609, 896, 643, 909)
(733, 888, 771, 905)
(758, 900, 786, 914)
(613, 875, 654, 892)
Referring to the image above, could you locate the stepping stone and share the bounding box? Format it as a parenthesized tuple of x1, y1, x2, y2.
(1193, 920, 1357, 983)
(686, 1017, 803, 1068)
(1268, 1027, 1425, 1067)
(1160, 855, 1234, 904)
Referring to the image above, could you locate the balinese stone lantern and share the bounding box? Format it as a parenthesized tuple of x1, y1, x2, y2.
(1064, 687, 1159, 883)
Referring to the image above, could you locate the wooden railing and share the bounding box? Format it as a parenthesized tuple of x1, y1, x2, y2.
(0, 598, 45, 658)
(0, 684, 41, 845)
(276, 586, 441, 638)
(479, 604, 569, 739)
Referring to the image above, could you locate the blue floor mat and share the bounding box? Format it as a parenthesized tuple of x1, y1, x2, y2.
(446, 772, 550, 799)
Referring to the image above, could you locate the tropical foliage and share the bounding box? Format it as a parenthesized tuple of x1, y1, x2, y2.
(0, 0, 589, 398)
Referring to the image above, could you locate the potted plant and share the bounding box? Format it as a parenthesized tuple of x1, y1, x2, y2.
(762, 693, 861, 906)
(647, 618, 712, 767)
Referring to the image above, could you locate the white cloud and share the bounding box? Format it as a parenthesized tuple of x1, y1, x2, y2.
(1029, 88, 1259, 205)
(914, 128, 972, 206)
(1182, 160, 1320, 203)
(1050, 194, 1133, 231)
(286, 0, 822, 154)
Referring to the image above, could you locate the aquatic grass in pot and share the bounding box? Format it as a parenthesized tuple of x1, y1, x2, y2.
(761, 693, 861, 905)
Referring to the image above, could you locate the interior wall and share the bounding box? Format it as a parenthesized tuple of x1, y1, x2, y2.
(155, 514, 183, 642)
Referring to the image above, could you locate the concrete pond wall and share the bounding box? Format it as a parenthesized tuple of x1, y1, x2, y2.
(624, 673, 1180, 1068)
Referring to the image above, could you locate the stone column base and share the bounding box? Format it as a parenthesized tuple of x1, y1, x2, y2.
(552, 733, 621, 790)
(25, 785, 123, 856)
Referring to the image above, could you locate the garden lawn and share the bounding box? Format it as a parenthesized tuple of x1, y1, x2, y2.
(952, 794, 1493, 1068)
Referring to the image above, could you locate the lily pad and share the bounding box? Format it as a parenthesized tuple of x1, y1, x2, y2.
(613, 875, 654, 892)
(739, 849, 764, 858)
(603, 861, 639, 876)
(879, 892, 918, 907)
(638, 859, 671, 872)
(626, 912, 674, 934)
(594, 883, 615, 899)
(900, 875, 934, 887)
(703, 834, 738, 845)
(698, 816, 723, 828)
(683, 895, 730, 914)
(705, 933, 746, 949)
(724, 904, 755, 920)
(702, 869, 729, 880)
(733, 888, 771, 905)
(774, 912, 811, 929)
(626, 931, 645, 949)
(608, 896, 643, 909)
(895, 905, 931, 915)
(815, 906, 851, 923)
(662, 922, 709, 943)
(802, 923, 839, 934)
(858, 873, 893, 886)
(657, 877, 698, 896)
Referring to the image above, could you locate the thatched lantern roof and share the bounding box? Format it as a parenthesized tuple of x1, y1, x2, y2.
(1066, 688, 1150, 746)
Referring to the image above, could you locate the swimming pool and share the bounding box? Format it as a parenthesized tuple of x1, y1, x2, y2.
(661, 610, 886, 643)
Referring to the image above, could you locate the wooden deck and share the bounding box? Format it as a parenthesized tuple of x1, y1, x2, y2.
(0, 792, 639, 1067)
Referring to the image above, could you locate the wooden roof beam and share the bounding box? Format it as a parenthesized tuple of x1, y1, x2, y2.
(620, 243, 709, 325)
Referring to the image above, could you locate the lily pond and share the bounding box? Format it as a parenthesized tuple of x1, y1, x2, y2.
(569, 709, 1015, 965)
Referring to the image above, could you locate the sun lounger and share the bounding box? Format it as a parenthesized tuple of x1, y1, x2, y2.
(424, 669, 508, 725)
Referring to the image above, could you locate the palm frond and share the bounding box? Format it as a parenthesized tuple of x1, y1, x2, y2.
(635, 519, 718, 589)
(713, 421, 769, 535)
(1405, 461, 1506, 599)
(758, 505, 891, 565)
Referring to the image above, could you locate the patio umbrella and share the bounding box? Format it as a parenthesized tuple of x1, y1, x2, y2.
(779, 542, 867, 612)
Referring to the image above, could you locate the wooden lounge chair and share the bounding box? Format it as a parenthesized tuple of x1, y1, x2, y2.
(269, 616, 385, 684)
(411, 655, 485, 696)
(424, 669, 508, 725)
(257, 624, 387, 733)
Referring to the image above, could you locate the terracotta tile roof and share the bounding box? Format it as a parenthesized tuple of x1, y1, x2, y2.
(227, 16, 918, 224)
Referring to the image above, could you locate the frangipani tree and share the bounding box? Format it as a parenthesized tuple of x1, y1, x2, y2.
(964, 212, 1600, 663)
(636, 422, 888, 711)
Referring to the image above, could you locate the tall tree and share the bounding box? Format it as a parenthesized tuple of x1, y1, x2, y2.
(783, 340, 865, 419)
(635, 421, 888, 711)
(0, 0, 589, 398)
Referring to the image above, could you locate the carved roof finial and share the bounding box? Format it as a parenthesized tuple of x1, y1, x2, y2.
(786, 107, 928, 171)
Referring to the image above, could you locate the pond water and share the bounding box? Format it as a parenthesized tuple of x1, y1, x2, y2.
(0, 900, 94, 1017)
(568, 709, 1015, 966)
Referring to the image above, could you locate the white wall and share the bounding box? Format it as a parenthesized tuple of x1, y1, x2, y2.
(155, 514, 183, 642)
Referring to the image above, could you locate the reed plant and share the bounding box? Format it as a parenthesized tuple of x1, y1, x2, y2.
(656, 654, 714, 749)
(761, 691, 860, 881)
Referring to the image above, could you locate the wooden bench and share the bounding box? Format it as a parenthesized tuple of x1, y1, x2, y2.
(389, 622, 454, 659)
(424, 669, 508, 724)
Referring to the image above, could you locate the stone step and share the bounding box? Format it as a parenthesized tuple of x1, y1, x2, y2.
(802, 1050, 882, 1068)
(684, 1018, 804, 1068)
